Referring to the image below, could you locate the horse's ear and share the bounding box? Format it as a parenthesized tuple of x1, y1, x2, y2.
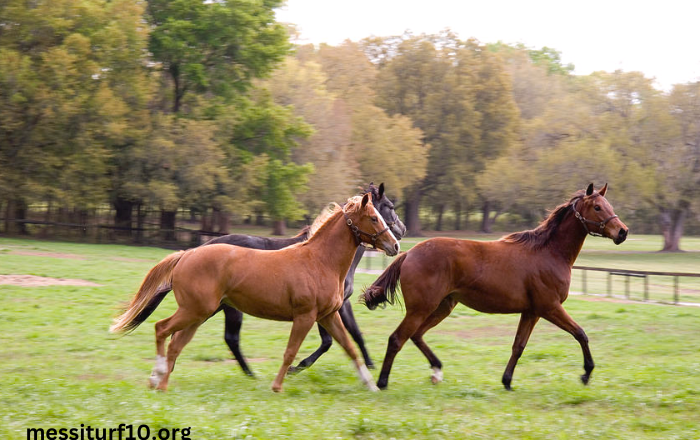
(599, 183, 608, 197)
(361, 192, 370, 208)
(586, 183, 594, 196)
(378, 183, 385, 199)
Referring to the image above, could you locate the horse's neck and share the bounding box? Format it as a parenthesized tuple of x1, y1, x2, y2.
(548, 212, 589, 266)
(306, 213, 358, 272)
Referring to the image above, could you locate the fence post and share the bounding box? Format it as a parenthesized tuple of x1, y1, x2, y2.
(582, 269, 587, 294)
(607, 272, 612, 297)
(644, 276, 649, 301)
(625, 276, 630, 299)
(674, 276, 679, 304)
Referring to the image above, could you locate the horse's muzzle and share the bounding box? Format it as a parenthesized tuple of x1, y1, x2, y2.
(614, 228, 628, 245)
(384, 242, 400, 256)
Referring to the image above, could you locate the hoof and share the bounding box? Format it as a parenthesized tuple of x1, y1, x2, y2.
(271, 384, 283, 393)
(149, 372, 163, 389)
(581, 374, 590, 385)
(366, 382, 380, 392)
(287, 365, 304, 375)
(366, 363, 376, 370)
(431, 367, 443, 384)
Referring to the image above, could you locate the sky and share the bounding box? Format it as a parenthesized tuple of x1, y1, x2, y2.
(276, 0, 700, 91)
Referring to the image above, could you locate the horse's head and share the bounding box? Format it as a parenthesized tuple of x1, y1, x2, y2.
(344, 193, 400, 256)
(571, 183, 628, 245)
(367, 182, 407, 240)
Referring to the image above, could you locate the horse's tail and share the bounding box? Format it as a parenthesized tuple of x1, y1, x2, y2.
(110, 250, 186, 334)
(361, 252, 407, 310)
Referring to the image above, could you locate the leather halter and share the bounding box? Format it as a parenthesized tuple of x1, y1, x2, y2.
(571, 197, 618, 237)
(343, 211, 389, 248)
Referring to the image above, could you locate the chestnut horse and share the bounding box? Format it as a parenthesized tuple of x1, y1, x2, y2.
(136, 183, 405, 376)
(362, 184, 628, 390)
(112, 193, 400, 392)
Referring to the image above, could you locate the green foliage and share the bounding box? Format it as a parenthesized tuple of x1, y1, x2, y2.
(263, 158, 314, 221)
(146, 0, 289, 113)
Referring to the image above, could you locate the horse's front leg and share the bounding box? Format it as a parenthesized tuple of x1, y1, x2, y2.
(501, 311, 539, 390)
(318, 311, 378, 391)
(338, 301, 374, 369)
(541, 304, 594, 385)
(271, 313, 316, 392)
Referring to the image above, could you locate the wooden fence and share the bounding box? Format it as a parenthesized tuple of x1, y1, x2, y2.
(360, 251, 700, 305)
(573, 266, 700, 305)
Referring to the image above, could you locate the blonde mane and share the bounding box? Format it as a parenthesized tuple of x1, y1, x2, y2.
(286, 196, 365, 249)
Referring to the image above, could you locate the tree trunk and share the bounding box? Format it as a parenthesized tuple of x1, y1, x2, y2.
(113, 198, 134, 237)
(160, 209, 177, 242)
(13, 198, 29, 235)
(201, 208, 213, 233)
(435, 204, 445, 231)
(214, 208, 231, 235)
(480, 200, 493, 233)
(659, 206, 687, 252)
(272, 219, 287, 236)
(404, 185, 423, 237)
(454, 202, 462, 231)
(5, 198, 29, 235)
(135, 204, 146, 244)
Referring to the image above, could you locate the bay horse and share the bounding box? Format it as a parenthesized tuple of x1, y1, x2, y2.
(137, 183, 405, 376)
(362, 184, 628, 390)
(111, 193, 400, 392)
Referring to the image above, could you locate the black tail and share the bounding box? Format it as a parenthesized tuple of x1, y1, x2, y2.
(362, 252, 407, 310)
(131, 286, 170, 326)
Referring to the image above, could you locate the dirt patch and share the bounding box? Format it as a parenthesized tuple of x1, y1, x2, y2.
(0, 274, 102, 287)
(9, 250, 86, 260)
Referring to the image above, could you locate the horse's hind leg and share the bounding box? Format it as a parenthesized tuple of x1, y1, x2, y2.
(318, 311, 378, 392)
(222, 305, 254, 377)
(271, 313, 316, 393)
(501, 311, 540, 390)
(541, 304, 594, 385)
(155, 323, 201, 391)
(410, 296, 458, 384)
(151, 308, 205, 391)
(377, 309, 433, 390)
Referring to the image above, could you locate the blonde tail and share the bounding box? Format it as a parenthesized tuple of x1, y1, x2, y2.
(110, 251, 185, 333)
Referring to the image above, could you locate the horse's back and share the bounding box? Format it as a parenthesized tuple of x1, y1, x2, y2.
(400, 237, 567, 313)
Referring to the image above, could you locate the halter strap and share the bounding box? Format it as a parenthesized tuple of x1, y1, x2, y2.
(343, 211, 389, 248)
(571, 197, 618, 237)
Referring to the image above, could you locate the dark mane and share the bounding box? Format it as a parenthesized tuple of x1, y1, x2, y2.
(501, 190, 586, 249)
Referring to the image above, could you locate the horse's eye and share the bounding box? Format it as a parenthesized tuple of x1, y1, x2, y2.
(371, 216, 378, 222)
(594, 205, 601, 211)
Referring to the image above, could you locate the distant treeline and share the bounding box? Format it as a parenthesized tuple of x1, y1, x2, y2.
(1, 2, 698, 250)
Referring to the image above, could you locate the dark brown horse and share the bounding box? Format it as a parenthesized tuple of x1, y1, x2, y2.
(362, 184, 628, 390)
(112, 193, 400, 392)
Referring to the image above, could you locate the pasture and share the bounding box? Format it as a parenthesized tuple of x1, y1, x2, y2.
(1, 235, 699, 439)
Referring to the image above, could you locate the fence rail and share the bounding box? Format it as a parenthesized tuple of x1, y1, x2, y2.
(573, 266, 700, 305)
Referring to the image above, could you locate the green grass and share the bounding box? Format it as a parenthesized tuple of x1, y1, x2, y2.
(1, 236, 700, 439)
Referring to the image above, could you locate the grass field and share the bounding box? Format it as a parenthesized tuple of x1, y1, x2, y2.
(1, 234, 699, 439)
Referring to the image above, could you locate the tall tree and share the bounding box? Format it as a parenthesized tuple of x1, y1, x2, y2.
(146, 0, 289, 114)
(656, 81, 700, 250)
(0, 0, 150, 233)
(369, 32, 518, 233)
